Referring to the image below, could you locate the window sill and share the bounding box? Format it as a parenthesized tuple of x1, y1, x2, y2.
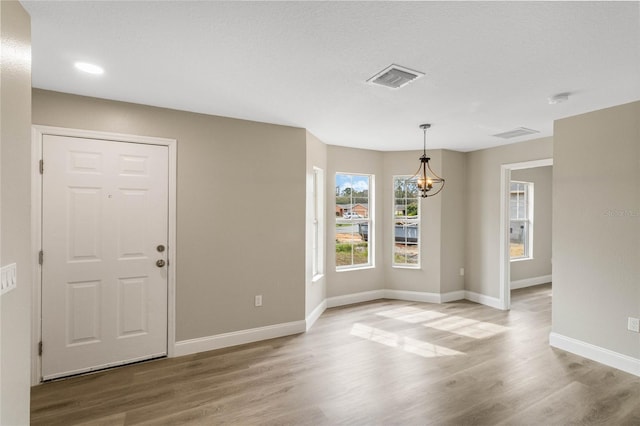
(336, 265, 375, 273)
(392, 265, 421, 270)
(510, 257, 534, 263)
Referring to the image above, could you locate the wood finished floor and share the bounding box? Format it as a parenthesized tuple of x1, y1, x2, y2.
(31, 284, 640, 425)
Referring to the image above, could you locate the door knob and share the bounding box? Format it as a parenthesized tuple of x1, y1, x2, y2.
(156, 259, 166, 268)
(157, 244, 165, 252)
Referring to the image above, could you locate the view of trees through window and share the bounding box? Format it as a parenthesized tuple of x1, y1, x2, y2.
(393, 176, 420, 266)
(335, 173, 371, 269)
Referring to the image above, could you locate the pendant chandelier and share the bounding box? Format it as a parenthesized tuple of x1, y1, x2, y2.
(413, 124, 445, 197)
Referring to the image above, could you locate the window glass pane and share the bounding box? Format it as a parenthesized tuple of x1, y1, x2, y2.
(312, 168, 323, 276)
(336, 173, 372, 269)
(510, 180, 532, 259)
(393, 176, 420, 267)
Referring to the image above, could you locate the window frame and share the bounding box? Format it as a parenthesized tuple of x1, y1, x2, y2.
(311, 167, 324, 280)
(335, 172, 374, 271)
(392, 175, 421, 269)
(509, 180, 534, 261)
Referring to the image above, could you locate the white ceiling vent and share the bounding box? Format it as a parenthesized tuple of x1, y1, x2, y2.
(492, 127, 540, 139)
(367, 64, 424, 89)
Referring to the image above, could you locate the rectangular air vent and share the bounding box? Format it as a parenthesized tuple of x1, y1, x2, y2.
(492, 127, 540, 139)
(367, 64, 424, 89)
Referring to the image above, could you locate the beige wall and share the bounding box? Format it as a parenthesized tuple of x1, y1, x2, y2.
(305, 131, 327, 317)
(328, 148, 465, 297)
(1, 1, 32, 423)
(553, 101, 640, 359)
(326, 145, 385, 297)
(465, 137, 553, 298)
(32, 89, 307, 341)
(440, 150, 467, 294)
(382, 150, 442, 293)
(510, 166, 553, 282)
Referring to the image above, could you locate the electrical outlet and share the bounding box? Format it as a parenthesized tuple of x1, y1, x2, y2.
(0, 263, 17, 295)
(255, 295, 263, 307)
(627, 317, 640, 333)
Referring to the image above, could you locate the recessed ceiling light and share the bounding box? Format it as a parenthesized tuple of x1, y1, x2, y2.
(74, 62, 104, 75)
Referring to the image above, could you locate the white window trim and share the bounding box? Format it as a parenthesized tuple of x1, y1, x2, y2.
(312, 167, 324, 280)
(335, 172, 374, 271)
(392, 175, 421, 269)
(510, 180, 534, 261)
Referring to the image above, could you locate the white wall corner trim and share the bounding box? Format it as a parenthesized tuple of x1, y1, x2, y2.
(326, 290, 385, 308)
(549, 332, 640, 377)
(174, 320, 306, 357)
(306, 300, 327, 331)
(464, 291, 504, 310)
(510, 274, 553, 290)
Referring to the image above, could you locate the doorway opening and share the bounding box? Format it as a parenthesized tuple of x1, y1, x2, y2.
(499, 158, 553, 310)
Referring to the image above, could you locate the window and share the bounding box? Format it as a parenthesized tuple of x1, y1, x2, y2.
(312, 167, 324, 278)
(335, 173, 373, 270)
(510, 181, 533, 260)
(393, 176, 420, 267)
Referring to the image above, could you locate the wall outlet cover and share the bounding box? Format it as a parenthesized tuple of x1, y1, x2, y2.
(627, 317, 640, 333)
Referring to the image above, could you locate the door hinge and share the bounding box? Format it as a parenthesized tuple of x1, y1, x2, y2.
(39, 159, 44, 174)
(39, 250, 44, 265)
(38, 341, 43, 356)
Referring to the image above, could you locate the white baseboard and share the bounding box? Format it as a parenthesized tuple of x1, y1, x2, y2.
(384, 289, 441, 303)
(464, 290, 503, 310)
(174, 320, 306, 357)
(511, 274, 552, 290)
(326, 288, 467, 309)
(441, 290, 466, 303)
(549, 332, 640, 377)
(384, 289, 465, 304)
(326, 290, 385, 308)
(306, 300, 327, 331)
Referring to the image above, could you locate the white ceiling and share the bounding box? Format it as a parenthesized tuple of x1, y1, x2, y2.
(21, 1, 640, 152)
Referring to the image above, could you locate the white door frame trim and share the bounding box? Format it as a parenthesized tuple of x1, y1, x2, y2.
(499, 158, 553, 310)
(31, 125, 177, 385)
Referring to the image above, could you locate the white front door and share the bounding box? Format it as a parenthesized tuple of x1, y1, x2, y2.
(41, 135, 169, 380)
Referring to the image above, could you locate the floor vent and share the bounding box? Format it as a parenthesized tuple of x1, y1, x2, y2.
(492, 127, 540, 139)
(367, 64, 424, 89)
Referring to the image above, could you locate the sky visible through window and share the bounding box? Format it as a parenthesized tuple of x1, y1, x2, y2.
(336, 174, 369, 194)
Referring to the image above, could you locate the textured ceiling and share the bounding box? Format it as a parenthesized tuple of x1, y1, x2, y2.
(21, 1, 640, 152)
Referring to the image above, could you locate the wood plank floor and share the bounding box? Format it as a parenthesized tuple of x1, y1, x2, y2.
(31, 284, 640, 425)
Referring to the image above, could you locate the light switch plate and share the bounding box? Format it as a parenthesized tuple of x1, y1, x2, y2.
(0, 263, 17, 295)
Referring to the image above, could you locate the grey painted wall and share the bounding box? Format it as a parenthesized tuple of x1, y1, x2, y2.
(380, 149, 466, 295)
(33, 89, 307, 341)
(382, 150, 443, 293)
(1, 1, 32, 423)
(553, 101, 640, 359)
(510, 166, 553, 283)
(465, 137, 553, 298)
(326, 145, 385, 297)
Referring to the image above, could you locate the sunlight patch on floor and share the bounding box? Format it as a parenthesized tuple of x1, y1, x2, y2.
(350, 323, 465, 358)
(376, 306, 447, 323)
(424, 315, 509, 339)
